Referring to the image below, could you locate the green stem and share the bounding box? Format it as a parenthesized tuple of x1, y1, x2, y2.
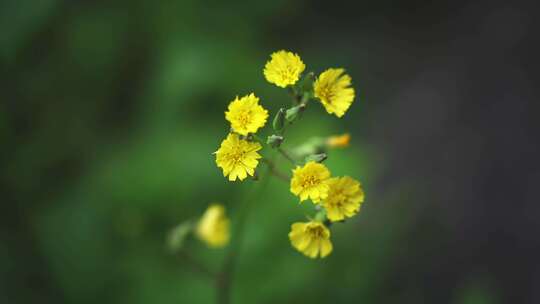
(288, 86, 301, 105)
(216, 163, 272, 304)
(178, 250, 215, 279)
(260, 158, 290, 182)
(277, 147, 297, 165)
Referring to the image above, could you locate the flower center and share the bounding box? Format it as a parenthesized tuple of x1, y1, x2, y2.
(318, 85, 335, 103)
(328, 190, 347, 207)
(280, 67, 297, 82)
(237, 110, 252, 127)
(301, 175, 320, 188)
(307, 226, 325, 238)
(228, 147, 246, 164)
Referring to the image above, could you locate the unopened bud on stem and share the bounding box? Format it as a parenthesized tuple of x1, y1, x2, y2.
(167, 221, 193, 253)
(273, 108, 286, 132)
(267, 135, 284, 148)
(285, 104, 306, 123)
(305, 153, 327, 163)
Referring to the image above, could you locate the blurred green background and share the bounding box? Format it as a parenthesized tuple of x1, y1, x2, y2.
(2, 0, 537, 303)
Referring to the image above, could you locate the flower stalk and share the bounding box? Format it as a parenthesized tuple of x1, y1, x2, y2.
(171, 49, 366, 304)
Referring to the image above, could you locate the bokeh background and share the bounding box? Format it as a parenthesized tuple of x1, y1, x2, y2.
(1, 0, 538, 303)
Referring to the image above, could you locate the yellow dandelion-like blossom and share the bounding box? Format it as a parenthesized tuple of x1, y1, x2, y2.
(215, 133, 262, 181)
(326, 133, 351, 148)
(263, 50, 306, 88)
(289, 221, 333, 258)
(196, 204, 230, 248)
(225, 93, 268, 136)
(314, 68, 355, 117)
(323, 176, 365, 222)
(290, 161, 331, 202)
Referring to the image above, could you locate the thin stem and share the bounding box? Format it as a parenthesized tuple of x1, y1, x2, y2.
(216, 167, 272, 304)
(252, 132, 296, 166)
(277, 147, 297, 165)
(261, 158, 290, 182)
(288, 86, 301, 105)
(178, 250, 215, 279)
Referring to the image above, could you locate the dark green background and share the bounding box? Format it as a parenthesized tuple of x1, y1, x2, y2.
(2, 0, 537, 303)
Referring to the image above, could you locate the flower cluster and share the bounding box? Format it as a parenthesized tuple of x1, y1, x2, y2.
(211, 50, 365, 259)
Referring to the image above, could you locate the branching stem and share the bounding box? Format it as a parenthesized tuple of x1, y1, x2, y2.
(277, 147, 297, 165)
(261, 158, 290, 182)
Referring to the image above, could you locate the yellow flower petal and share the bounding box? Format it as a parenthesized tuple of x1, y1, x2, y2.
(196, 204, 230, 248)
(322, 176, 365, 222)
(263, 50, 306, 88)
(314, 68, 355, 117)
(290, 161, 331, 203)
(225, 93, 268, 136)
(215, 133, 261, 181)
(326, 133, 351, 148)
(288, 221, 333, 258)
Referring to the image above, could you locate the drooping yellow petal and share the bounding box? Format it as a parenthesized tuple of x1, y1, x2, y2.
(288, 221, 333, 259)
(322, 176, 365, 222)
(196, 204, 230, 248)
(314, 68, 355, 117)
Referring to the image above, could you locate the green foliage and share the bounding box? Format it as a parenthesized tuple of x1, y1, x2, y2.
(0, 1, 499, 304)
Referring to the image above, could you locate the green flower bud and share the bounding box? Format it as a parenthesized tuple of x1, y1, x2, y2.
(167, 221, 193, 253)
(273, 108, 286, 132)
(305, 153, 327, 163)
(285, 104, 305, 122)
(267, 134, 284, 148)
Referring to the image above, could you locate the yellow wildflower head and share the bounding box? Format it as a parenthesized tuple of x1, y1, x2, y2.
(196, 204, 230, 248)
(289, 221, 333, 258)
(326, 133, 350, 148)
(323, 176, 365, 222)
(290, 161, 331, 202)
(225, 93, 268, 136)
(215, 133, 262, 181)
(263, 50, 306, 88)
(314, 68, 355, 117)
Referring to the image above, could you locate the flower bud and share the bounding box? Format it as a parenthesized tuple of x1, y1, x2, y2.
(273, 108, 286, 132)
(305, 153, 327, 163)
(267, 134, 284, 148)
(285, 104, 305, 122)
(326, 133, 350, 148)
(167, 221, 193, 253)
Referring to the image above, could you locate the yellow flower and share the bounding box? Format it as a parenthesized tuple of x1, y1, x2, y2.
(323, 176, 365, 222)
(326, 133, 351, 148)
(196, 204, 230, 248)
(225, 93, 268, 136)
(290, 161, 331, 202)
(215, 133, 262, 181)
(314, 68, 355, 117)
(263, 50, 305, 88)
(288, 221, 333, 258)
